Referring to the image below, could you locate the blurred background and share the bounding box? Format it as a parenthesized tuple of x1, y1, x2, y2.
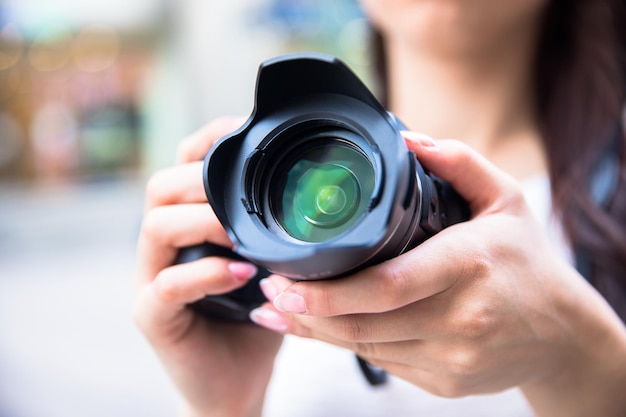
(0, 0, 371, 415)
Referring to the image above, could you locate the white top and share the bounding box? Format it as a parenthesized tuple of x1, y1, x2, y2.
(263, 175, 569, 417)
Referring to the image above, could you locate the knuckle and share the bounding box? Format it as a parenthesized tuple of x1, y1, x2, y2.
(175, 138, 195, 163)
(144, 169, 169, 207)
(131, 291, 154, 336)
(335, 315, 370, 343)
(306, 283, 340, 317)
(452, 246, 493, 285)
(386, 263, 412, 292)
(472, 252, 492, 277)
(490, 178, 526, 215)
(461, 307, 493, 341)
(448, 302, 494, 343)
(153, 271, 180, 304)
(131, 301, 147, 332)
(287, 320, 313, 339)
(444, 345, 482, 380)
(433, 376, 474, 398)
(446, 143, 479, 181)
(377, 263, 412, 308)
(502, 184, 526, 213)
(140, 208, 168, 244)
(306, 286, 330, 315)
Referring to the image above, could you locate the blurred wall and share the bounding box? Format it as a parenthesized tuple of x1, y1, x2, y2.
(0, 2, 370, 417)
(146, 0, 369, 171)
(142, 0, 287, 173)
(0, 0, 370, 179)
(0, 0, 163, 183)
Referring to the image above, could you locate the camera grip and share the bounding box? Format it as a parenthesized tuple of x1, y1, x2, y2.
(433, 177, 471, 227)
(176, 243, 270, 322)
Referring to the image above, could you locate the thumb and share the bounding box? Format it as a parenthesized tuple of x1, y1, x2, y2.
(402, 131, 522, 213)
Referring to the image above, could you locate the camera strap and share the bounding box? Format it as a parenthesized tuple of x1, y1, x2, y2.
(357, 356, 388, 386)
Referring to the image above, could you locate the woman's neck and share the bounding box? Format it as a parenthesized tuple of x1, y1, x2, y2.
(385, 24, 547, 179)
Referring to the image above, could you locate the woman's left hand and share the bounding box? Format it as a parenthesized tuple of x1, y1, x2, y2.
(250, 133, 626, 415)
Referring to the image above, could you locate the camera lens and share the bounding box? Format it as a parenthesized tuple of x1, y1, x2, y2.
(193, 53, 470, 322)
(271, 139, 375, 242)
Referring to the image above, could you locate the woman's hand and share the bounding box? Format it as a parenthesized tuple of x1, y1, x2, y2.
(250, 132, 626, 416)
(133, 117, 283, 417)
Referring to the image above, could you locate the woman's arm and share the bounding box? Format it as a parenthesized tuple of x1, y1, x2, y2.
(134, 117, 283, 417)
(250, 133, 626, 416)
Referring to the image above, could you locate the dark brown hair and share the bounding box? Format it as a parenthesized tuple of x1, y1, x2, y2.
(372, 0, 626, 320)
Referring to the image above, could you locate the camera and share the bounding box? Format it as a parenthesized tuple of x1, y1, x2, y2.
(178, 53, 470, 322)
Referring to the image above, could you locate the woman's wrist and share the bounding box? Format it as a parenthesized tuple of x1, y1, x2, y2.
(522, 338, 626, 416)
(177, 381, 269, 417)
(521, 280, 626, 417)
(180, 402, 264, 417)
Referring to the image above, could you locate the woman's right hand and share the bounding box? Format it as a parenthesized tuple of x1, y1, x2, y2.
(133, 117, 283, 417)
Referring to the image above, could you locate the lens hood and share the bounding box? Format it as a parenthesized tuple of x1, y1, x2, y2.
(175, 53, 469, 321)
(203, 53, 468, 281)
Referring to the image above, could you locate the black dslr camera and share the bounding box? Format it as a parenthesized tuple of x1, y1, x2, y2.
(177, 53, 470, 322)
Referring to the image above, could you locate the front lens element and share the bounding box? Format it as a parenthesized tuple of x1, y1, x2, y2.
(275, 141, 375, 242)
(316, 185, 348, 216)
(295, 164, 358, 227)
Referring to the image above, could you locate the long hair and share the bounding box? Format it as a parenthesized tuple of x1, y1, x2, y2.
(371, 0, 626, 321)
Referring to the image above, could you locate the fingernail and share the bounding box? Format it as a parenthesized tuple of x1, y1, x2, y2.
(274, 291, 307, 314)
(259, 278, 278, 301)
(249, 307, 289, 332)
(228, 262, 258, 281)
(401, 131, 438, 149)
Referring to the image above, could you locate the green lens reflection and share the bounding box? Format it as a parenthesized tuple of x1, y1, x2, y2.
(316, 185, 347, 216)
(276, 142, 374, 242)
(295, 164, 358, 227)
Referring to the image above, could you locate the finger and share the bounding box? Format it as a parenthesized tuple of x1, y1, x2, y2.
(133, 258, 255, 345)
(142, 203, 231, 249)
(176, 116, 247, 164)
(250, 302, 482, 392)
(144, 162, 206, 211)
(402, 132, 523, 213)
(265, 233, 470, 316)
(249, 303, 447, 373)
(257, 275, 487, 363)
(136, 203, 232, 287)
(280, 297, 451, 344)
(153, 256, 259, 305)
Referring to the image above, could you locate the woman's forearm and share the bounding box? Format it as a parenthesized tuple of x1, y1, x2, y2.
(180, 400, 264, 417)
(521, 291, 626, 417)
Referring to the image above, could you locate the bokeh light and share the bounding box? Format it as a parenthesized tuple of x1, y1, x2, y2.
(0, 112, 24, 169)
(0, 23, 24, 70)
(73, 24, 121, 73)
(0, 2, 372, 417)
(28, 24, 73, 72)
(0, 66, 22, 101)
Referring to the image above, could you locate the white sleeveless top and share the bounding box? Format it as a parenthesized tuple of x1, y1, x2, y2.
(262, 175, 569, 417)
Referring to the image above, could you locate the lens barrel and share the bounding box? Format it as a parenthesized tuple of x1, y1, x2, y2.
(177, 53, 470, 321)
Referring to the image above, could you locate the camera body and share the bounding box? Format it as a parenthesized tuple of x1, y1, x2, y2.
(179, 53, 469, 322)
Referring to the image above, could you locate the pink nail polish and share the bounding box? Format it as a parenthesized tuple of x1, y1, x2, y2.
(274, 292, 307, 314)
(228, 262, 258, 281)
(259, 278, 278, 301)
(249, 307, 289, 332)
(401, 131, 438, 149)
